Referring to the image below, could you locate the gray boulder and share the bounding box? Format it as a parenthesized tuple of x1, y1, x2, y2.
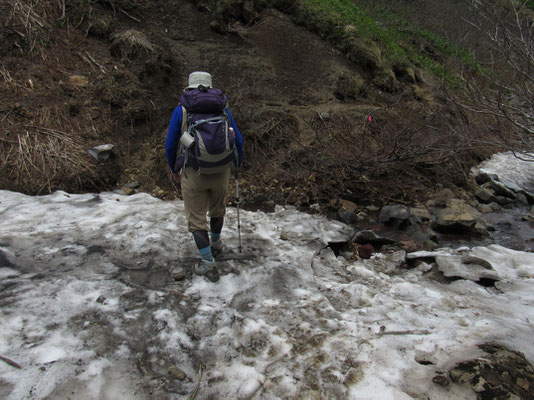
(379, 205, 413, 228)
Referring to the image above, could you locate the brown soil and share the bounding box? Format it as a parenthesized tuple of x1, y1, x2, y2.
(0, 0, 489, 211)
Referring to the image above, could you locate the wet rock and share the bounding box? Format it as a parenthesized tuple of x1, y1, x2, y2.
(477, 203, 494, 214)
(448, 343, 534, 399)
(0, 248, 16, 268)
(338, 210, 357, 225)
(475, 187, 498, 204)
(410, 206, 431, 222)
(495, 195, 513, 206)
(515, 192, 529, 205)
(489, 202, 502, 212)
(426, 188, 456, 207)
(433, 199, 490, 236)
(475, 169, 499, 185)
(352, 230, 395, 246)
(523, 207, 534, 222)
(280, 231, 289, 241)
(379, 205, 413, 228)
(488, 179, 517, 199)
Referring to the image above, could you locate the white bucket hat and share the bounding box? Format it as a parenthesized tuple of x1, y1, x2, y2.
(186, 71, 212, 89)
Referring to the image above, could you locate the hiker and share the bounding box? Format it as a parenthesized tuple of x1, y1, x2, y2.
(165, 71, 244, 282)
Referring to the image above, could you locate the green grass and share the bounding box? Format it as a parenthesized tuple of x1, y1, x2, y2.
(289, 0, 480, 84)
(298, 0, 409, 67)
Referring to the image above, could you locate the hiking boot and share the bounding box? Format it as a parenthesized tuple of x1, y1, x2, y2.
(194, 259, 220, 282)
(211, 239, 224, 259)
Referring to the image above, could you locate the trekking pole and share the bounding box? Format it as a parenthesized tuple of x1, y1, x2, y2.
(235, 170, 242, 253)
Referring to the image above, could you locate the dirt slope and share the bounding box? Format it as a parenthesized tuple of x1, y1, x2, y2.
(0, 0, 477, 209)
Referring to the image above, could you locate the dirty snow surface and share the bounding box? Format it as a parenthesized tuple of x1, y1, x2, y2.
(1, 190, 534, 399)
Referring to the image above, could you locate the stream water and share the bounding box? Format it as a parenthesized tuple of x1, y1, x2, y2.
(439, 205, 534, 252)
(443, 152, 534, 252)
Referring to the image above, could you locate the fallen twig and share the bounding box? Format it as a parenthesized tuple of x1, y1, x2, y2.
(0, 355, 22, 369)
(189, 362, 204, 400)
(377, 329, 431, 337)
(120, 8, 142, 23)
(84, 51, 107, 74)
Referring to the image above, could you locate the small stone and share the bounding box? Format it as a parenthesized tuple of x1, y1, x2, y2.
(125, 181, 140, 189)
(68, 74, 89, 87)
(122, 187, 135, 196)
(280, 231, 289, 241)
(516, 377, 529, 391)
(356, 211, 368, 222)
(174, 271, 185, 281)
(432, 375, 449, 387)
(399, 240, 422, 253)
(338, 210, 357, 224)
(355, 243, 374, 259)
(461, 255, 493, 270)
(423, 240, 439, 251)
(88, 144, 115, 161)
(168, 365, 187, 380)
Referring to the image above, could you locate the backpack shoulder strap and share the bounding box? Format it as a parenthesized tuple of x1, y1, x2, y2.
(180, 106, 187, 135)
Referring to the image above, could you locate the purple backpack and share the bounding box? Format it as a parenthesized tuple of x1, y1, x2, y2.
(175, 87, 236, 174)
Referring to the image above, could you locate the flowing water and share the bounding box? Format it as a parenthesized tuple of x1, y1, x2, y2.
(449, 152, 534, 251)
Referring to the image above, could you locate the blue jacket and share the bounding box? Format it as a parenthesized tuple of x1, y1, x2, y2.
(165, 106, 243, 174)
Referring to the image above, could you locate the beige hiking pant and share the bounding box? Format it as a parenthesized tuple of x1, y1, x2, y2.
(181, 166, 231, 232)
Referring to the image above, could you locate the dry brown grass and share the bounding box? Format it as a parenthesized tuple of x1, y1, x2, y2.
(0, 0, 53, 52)
(0, 126, 101, 193)
(0, 0, 121, 194)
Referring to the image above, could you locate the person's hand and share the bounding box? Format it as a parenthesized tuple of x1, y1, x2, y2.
(172, 171, 181, 184)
